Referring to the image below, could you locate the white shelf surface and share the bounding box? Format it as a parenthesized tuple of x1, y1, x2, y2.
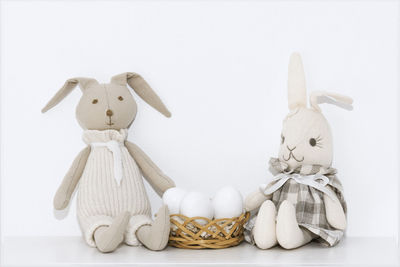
(1, 236, 399, 267)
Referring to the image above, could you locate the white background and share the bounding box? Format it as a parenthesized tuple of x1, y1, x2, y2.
(0, 0, 398, 239)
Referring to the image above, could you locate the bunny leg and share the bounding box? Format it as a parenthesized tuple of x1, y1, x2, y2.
(252, 200, 277, 249)
(124, 214, 153, 246)
(276, 200, 313, 249)
(93, 212, 130, 253)
(136, 205, 170, 251)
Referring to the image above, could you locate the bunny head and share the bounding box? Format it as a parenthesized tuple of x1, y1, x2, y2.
(278, 53, 353, 170)
(42, 73, 171, 130)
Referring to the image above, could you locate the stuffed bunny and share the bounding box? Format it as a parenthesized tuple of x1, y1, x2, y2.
(245, 53, 351, 249)
(42, 73, 175, 253)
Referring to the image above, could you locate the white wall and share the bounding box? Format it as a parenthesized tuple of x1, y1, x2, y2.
(1, 0, 398, 238)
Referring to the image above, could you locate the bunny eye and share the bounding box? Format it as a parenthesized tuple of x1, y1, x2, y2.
(309, 136, 323, 148)
(92, 99, 98, 104)
(281, 135, 285, 144)
(309, 138, 316, 146)
(118, 96, 124, 101)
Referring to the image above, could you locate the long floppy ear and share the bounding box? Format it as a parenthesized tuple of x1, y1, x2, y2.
(309, 91, 353, 112)
(111, 72, 171, 117)
(41, 78, 98, 113)
(288, 52, 307, 111)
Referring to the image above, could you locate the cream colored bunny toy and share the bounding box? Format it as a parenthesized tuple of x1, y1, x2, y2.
(245, 53, 352, 249)
(42, 73, 175, 253)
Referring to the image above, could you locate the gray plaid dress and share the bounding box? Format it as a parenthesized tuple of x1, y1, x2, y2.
(245, 158, 347, 247)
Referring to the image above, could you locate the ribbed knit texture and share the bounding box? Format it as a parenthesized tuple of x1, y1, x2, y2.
(77, 129, 152, 247)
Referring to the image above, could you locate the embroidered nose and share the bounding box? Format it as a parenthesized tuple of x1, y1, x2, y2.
(287, 145, 296, 151)
(106, 109, 113, 117)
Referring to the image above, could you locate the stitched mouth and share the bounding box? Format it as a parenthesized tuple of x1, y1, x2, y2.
(283, 151, 304, 162)
(106, 117, 114, 126)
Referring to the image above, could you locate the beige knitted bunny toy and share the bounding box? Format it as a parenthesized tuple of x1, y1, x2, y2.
(42, 73, 175, 253)
(245, 53, 351, 249)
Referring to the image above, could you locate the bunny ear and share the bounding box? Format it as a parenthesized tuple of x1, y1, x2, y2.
(41, 77, 98, 113)
(309, 91, 353, 112)
(288, 52, 307, 111)
(111, 72, 171, 118)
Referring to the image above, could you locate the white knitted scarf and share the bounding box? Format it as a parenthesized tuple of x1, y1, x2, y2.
(91, 140, 123, 186)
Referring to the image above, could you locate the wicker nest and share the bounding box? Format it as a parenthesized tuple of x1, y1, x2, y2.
(168, 212, 250, 249)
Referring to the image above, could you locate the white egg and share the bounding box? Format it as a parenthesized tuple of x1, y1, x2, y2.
(212, 186, 244, 219)
(180, 192, 214, 225)
(162, 187, 187, 215)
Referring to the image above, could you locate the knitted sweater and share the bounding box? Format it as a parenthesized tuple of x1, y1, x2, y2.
(77, 129, 151, 237)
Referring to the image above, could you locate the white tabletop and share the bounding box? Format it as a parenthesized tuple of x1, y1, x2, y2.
(1, 236, 399, 267)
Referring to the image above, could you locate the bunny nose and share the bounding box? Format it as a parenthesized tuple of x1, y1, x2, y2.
(106, 109, 113, 117)
(287, 145, 296, 151)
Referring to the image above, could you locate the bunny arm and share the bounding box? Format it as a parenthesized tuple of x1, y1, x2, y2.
(245, 190, 272, 212)
(125, 141, 175, 197)
(53, 146, 91, 210)
(323, 186, 347, 230)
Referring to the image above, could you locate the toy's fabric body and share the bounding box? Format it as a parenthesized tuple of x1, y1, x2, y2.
(267, 158, 346, 246)
(78, 129, 152, 247)
(245, 158, 347, 247)
(43, 72, 176, 252)
(244, 53, 352, 250)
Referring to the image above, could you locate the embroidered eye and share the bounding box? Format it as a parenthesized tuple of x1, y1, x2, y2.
(118, 96, 124, 101)
(309, 138, 316, 146)
(309, 136, 323, 148)
(281, 135, 285, 144)
(92, 99, 98, 104)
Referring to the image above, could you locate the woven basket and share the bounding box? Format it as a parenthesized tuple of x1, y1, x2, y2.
(168, 212, 250, 249)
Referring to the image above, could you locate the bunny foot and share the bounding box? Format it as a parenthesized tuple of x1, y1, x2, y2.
(94, 211, 130, 253)
(252, 200, 277, 249)
(137, 205, 170, 251)
(276, 200, 313, 249)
